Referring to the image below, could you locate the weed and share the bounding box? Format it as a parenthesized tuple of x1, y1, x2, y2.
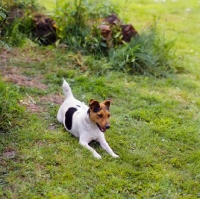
(84, 56, 112, 75)
(53, 0, 118, 52)
(109, 21, 176, 76)
(0, 0, 49, 46)
(84, 25, 107, 56)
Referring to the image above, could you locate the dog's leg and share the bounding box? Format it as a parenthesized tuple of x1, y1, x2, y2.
(99, 140, 119, 158)
(79, 139, 102, 159)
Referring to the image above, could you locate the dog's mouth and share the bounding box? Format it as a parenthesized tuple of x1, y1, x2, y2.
(96, 123, 107, 133)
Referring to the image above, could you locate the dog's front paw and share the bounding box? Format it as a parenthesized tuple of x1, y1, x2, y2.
(94, 153, 102, 159)
(112, 153, 119, 158)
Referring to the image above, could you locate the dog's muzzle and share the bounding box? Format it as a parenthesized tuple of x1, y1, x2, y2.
(96, 123, 110, 133)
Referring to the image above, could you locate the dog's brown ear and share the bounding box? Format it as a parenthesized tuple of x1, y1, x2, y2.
(102, 99, 112, 110)
(89, 99, 100, 112)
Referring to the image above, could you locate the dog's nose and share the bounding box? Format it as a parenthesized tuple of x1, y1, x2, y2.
(106, 124, 110, 129)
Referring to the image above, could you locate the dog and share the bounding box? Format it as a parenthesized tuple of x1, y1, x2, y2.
(57, 79, 119, 159)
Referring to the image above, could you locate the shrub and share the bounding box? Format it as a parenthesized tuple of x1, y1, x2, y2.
(0, 0, 43, 46)
(1, 1, 177, 76)
(2, 19, 30, 46)
(84, 25, 107, 56)
(109, 22, 176, 76)
(0, 79, 24, 133)
(53, 0, 118, 52)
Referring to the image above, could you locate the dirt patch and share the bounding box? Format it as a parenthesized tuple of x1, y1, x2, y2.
(3, 148, 16, 159)
(0, 65, 63, 113)
(0, 48, 54, 67)
(20, 96, 43, 113)
(20, 93, 64, 113)
(40, 94, 64, 105)
(0, 49, 63, 114)
(0, 147, 17, 165)
(1, 66, 47, 89)
(0, 147, 17, 160)
(0, 61, 48, 113)
(0, 49, 10, 66)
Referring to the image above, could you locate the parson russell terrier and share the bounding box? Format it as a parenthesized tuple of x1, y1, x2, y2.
(57, 79, 119, 159)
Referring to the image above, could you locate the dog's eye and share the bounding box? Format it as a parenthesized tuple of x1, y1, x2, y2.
(108, 114, 111, 118)
(97, 114, 103, 118)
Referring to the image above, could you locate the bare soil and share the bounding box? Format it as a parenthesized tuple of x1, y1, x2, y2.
(0, 49, 63, 113)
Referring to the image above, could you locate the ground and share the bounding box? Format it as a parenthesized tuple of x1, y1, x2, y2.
(0, 0, 200, 198)
(0, 48, 64, 113)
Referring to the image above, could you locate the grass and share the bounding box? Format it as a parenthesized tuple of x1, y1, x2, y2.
(0, 80, 25, 133)
(1, 0, 200, 198)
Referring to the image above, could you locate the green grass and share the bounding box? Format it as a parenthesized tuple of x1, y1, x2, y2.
(1, 0, 200, 198)
(0, 80, 25, 133)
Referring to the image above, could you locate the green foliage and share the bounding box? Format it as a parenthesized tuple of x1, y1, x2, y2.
(0, 0, 41, 46)
(84, 56, 112, 75)
(1, 0, 178, 76)
(0, 2, 9, 48)
(0, 79, 24, 133)
(84, 25, 106, 55)
(55, 0, 88, 49)
(2, 18, 31, 46)
(52, 1, 177, 75)
(84, 23, 123, 56)
(53, 0, 118, 51)
(109, 22, 176, 76)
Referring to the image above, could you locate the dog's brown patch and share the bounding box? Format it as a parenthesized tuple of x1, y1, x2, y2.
(89, 99, 111, 132)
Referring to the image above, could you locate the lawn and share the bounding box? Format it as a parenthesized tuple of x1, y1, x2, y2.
(0, 0, 200, 198)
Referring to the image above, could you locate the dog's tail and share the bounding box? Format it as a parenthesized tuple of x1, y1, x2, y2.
(62, 79, 73, 98)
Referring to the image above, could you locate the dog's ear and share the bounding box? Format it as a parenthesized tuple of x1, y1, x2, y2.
(102, 99, 112, 110)
(89, 99, 100, 112)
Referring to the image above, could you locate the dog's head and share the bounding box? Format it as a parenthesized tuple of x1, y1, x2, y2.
(88, 99, 112, 133)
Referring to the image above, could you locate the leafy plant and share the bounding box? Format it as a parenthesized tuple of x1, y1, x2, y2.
(53, 0, 118, 52)
(109, 22, 176, 76)
(84, 22, 123, 56)
(2, 19, 30, 46)
(84, 24, 107, 55)
(0, 0, 43, 46)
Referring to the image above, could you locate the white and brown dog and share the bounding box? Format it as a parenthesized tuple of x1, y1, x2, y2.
(57, 79, 119, 159)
